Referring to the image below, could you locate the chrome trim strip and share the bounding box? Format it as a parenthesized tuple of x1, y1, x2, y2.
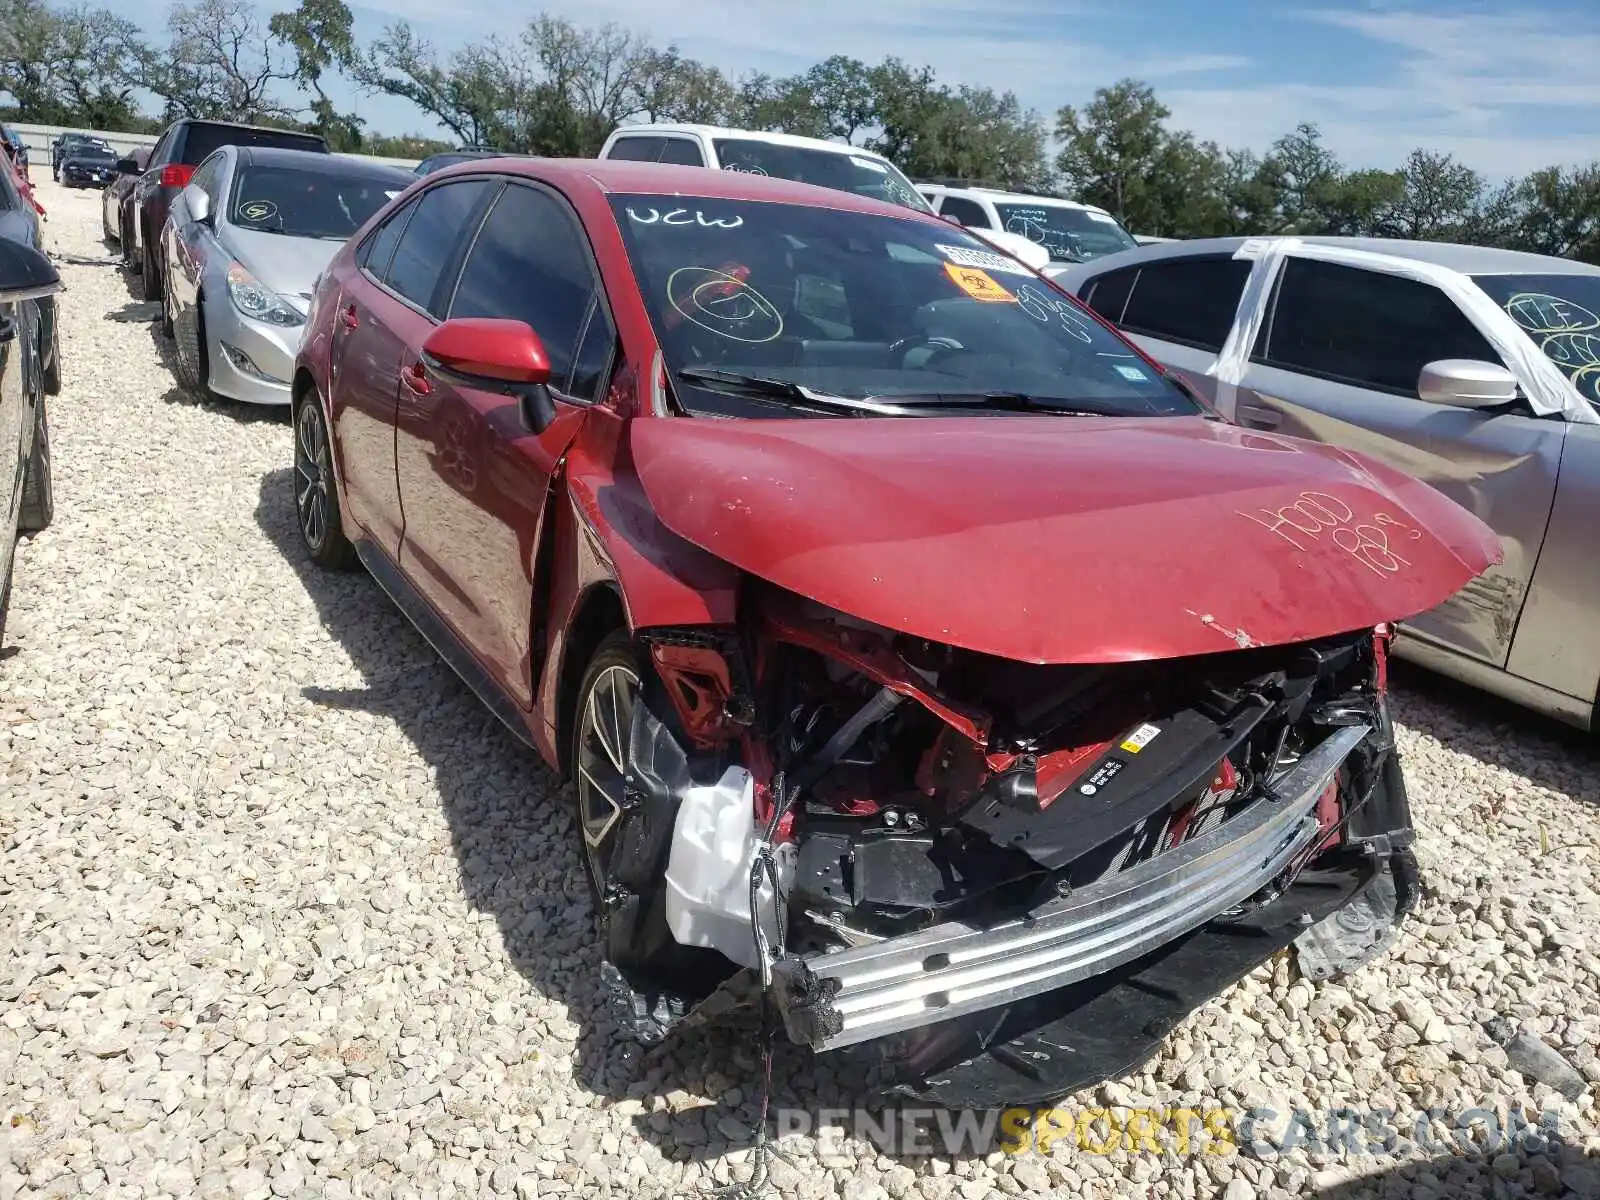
(799, 724, 1371, 1051)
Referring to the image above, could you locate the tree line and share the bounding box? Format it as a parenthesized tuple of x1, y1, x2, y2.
(3, 0, 1597, 261)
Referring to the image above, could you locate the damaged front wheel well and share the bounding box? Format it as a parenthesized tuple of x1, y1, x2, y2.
(556, 584, 629, 781)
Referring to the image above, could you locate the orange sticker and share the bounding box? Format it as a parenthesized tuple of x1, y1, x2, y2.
(943, 262, 1016, 303)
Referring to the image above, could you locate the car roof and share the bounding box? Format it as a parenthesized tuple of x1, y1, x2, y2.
(236, 145, 414, 180)
(429, 157, 945, 220)
(1085, 234, 1600, 278)
(606, 123, 897, 160)
(918, 182, 1110, 215)
(176, 117, 323, 138)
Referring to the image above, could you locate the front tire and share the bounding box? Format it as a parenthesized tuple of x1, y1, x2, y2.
(172, 296, 207, 396)
(293, 394, 356, 570)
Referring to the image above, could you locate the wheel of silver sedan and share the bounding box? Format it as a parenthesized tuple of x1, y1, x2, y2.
(574, 658, 639, 898)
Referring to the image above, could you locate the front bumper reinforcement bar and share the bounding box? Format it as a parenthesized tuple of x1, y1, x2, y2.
(777, 724, 1371, 1051)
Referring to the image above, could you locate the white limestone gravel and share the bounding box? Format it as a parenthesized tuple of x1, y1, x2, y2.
(1, 176, 1597, 1200)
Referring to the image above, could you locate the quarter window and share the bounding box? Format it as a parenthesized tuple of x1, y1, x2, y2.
(1259, 257, 1503, 394)
(384, 179, 493, 314)
(1117, 257, 1252, 352)
(447, 183, 602, 397)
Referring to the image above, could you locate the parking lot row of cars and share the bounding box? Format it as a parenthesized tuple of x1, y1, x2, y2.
(0, 110, 1583, 1113)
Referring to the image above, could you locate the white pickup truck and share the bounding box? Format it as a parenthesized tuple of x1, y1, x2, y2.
(596, 123, 1051, 272)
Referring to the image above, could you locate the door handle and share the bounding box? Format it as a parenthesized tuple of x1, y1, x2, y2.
(1237, 403, 1282, 429)
(401, 361, 432, 396)
(339, 304, 358, 331)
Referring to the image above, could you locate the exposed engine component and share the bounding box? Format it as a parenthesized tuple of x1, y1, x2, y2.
(608, 584, 1415, 1105)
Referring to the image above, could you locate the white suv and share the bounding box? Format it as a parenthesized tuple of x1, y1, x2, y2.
(596, 125, 1049, 270)
(915, 183, 1140, 273)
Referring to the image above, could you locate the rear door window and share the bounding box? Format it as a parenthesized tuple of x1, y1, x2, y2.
(657, 138, 706, 166)
(1257, 257, 1502, 394)
(1117, 256, 1253, 351)
(382, 179, 495, 314)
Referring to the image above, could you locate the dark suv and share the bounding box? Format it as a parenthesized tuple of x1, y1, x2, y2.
(117, 119, 329, 300)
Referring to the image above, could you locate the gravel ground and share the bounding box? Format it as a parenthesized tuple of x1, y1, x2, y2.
(1, 177, 1597, 1200)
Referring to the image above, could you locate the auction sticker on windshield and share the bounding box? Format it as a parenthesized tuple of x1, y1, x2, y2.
(936, 243, 1032, 277)
(944, 263, 1016, 303)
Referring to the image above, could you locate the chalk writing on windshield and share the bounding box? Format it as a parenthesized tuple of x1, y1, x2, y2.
(666, 266, 784, 343)
(627, 206, 744, 228)
(1016, 284, 1095, 343)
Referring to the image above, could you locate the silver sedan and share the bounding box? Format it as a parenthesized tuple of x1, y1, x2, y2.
(158, 146, 414, 405)
(1053, 236, 1600, 732)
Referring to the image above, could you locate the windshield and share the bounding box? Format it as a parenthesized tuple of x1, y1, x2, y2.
(609, 193, 1199, 419)
(1471, 273, 1600, 406)
(229, 165, 404, 239)
(711, 138, 932, 215)
(69, 146, 118, 161)
(994, 203, 1138, 263)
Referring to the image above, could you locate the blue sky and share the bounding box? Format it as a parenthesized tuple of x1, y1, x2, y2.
(102, 0, 1600, 179)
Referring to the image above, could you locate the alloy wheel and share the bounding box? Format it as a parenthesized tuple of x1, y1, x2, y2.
(574, 662, 640, 897)
(294, 402, 331, 553)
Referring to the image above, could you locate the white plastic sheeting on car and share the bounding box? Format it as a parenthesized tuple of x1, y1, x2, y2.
(1207, 237, 1600, 426)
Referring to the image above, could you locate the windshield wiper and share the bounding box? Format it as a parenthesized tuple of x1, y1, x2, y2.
(675, 367, 919, 415)
(858, 390, 1133, 416)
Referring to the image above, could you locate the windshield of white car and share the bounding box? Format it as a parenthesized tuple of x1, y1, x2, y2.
(993, 203, 1139, 262)
(609, 193, 1200, 420)
(1472, 273, 1600, 405)
(710, 139, 932, 214)
(228, 165, 402, 240)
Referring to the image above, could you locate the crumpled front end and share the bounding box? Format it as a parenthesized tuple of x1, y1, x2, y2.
(596, 579, 1419, 1105)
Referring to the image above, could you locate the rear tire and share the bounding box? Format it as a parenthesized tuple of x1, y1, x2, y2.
(160, 263, 175, 338)
(141, 232, 163, 302)
(19, 396, 53, 536)
(40, 302, 61, 396)
(293, 393, 357, 570)
(0, 546, 13, 651)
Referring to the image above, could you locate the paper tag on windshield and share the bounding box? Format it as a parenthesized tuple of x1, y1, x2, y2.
(935, 243, 1032, 278)
(943, 263, 1016, 303)
(850, 155, 889, 173)
(1087, 212, 1118, 223)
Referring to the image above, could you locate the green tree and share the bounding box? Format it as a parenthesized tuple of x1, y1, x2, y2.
(269, 0, 362, 148)
(1384, 149, 1482, 240)
(1054, 80, 1175, 231)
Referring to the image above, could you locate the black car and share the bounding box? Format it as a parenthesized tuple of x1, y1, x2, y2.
(59, 143, 121, 188)
(118, 118, 329, 301)
(412, 147, 528, 176)
(52, 132, 114, 178)
(0, 234, 60, 651)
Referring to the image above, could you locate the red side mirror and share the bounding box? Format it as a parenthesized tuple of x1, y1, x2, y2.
(421, 317, 551, 385)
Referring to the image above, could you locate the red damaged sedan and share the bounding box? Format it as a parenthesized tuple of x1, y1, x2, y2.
(290, 159, 1500, 1107)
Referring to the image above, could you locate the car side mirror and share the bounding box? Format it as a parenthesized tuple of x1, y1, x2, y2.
(0, 239, 62, 305)
(420, 318, 557, 432)
(115, 157, 139, 174)
(1417, 359, 1520, 409)
(183, 183, 211, 225)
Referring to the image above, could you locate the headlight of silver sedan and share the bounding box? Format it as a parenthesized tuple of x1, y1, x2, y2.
(227, 262, 305, 327)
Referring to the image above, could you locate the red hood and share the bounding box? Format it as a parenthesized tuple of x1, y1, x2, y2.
(629, 414, 1502, 664)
